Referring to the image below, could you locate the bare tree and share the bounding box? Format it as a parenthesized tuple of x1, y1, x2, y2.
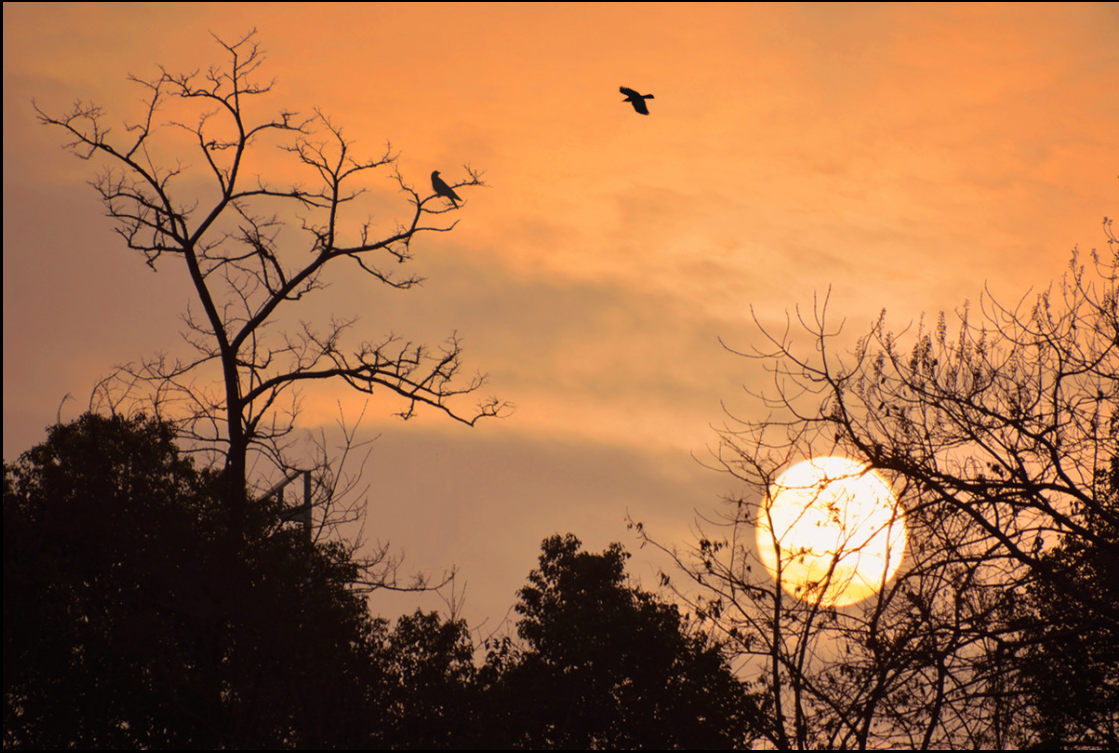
(37, 31, 507, 541)
(637, 221, 1117, 748)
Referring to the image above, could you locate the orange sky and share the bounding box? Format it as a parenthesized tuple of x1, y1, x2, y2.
(4, 2, 1117, 628)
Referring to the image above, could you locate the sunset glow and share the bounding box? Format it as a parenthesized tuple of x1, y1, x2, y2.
(3, 3, 1115, 628)
(757, 457, 907, 608)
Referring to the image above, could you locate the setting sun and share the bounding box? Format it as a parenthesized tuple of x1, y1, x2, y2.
(756, 456, 907, 608)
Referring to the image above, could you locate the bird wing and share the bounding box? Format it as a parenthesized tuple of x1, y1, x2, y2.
(620, 86, 651, 114)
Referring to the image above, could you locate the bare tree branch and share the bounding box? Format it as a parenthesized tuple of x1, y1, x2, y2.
(636, 224, 1117, 749)
(39, 30, 511, 558)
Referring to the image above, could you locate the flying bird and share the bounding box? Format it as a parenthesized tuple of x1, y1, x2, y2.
(620, 86, 654, 115)
(431, 170, 462, 208)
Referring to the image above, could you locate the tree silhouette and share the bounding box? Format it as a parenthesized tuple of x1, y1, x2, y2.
(1014, 455, 1118, 749)
(374, 610, 477, 749)
(479, 534, 764, 749)
(3, 413, 388, 749)
(36, 31, 507, 534)
(638, 222, 1117, 748)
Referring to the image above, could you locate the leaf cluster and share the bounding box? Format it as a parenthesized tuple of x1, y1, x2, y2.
(3, 413, 384, 749)
(479, 534, 764, 750)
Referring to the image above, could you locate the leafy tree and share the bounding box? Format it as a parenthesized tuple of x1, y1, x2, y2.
(480, 534, 764, 750)
(36, 31, 506, 532)
(7, 419, 772, 750)
(3, 413, 387, 749)
(639, 224, 1117, 748)
(377, 610, 478, 750)
(1015, 455, 1118, 749)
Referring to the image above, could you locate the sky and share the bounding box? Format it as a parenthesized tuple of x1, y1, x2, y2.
(4, 2, 1117, 631)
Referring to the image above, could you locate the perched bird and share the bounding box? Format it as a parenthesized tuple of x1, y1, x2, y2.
(620, 86, 654, 115)
(431, 170, 462, 208)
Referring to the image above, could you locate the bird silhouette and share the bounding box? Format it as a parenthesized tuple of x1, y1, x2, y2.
(620, 86, 654, 115)
(431, 171, 462, 208)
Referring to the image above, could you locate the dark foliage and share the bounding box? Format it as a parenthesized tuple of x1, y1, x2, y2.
(1016, 456, 1119, 749)
(377, 610, 477, 749)
(480, 534, 763, 749)
(3, 416, 766, 749)
(3, 413, 386, 749)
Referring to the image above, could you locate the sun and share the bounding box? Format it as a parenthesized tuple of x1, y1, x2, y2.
(756, 456, 907, 608)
